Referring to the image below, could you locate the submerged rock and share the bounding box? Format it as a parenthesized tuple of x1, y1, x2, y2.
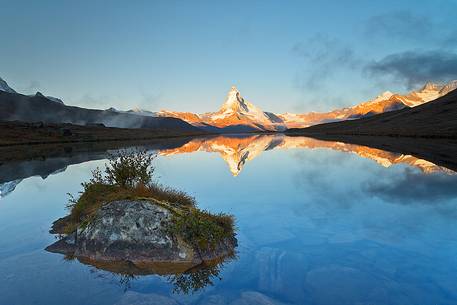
(46, 199, 236, 270)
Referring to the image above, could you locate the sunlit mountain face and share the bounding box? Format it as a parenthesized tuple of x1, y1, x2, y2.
(159, 135, 454, 176)
(157, 80, 457, 131)
(158, 86, 287, 132)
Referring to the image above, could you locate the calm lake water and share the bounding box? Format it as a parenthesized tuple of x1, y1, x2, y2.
(1, 134, 457, 305)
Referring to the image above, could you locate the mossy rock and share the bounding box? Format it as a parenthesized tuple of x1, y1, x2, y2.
(46, 199, 237, 270)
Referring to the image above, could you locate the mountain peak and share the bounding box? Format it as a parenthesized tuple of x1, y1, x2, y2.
(372, 91, 394, 102)
(440, 80, 457, 95)
(0, 77, 16, 93)
(421, 82, 440, 91)
(220, 86, 250, 113)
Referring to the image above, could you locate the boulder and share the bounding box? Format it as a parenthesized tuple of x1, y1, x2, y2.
(46, 199, 236, 272)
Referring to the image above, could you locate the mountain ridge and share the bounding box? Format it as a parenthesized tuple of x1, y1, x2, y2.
(286, 86, 457, 138)
(0, 77, 16, 94)
(1, 75, 456, 134)
(0, 80, 203, 134)
(156, 80, 457, 131)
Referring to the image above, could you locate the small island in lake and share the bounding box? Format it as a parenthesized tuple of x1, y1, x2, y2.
(46, 150, 237, 276)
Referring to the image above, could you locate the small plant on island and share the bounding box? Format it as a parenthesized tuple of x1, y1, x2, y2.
(58, 149, 235, 254)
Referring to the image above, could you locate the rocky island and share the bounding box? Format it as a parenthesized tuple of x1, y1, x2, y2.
(46, 151, 237, 277)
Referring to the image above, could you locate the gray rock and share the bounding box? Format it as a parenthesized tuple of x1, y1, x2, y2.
(46, 199, 236, 272)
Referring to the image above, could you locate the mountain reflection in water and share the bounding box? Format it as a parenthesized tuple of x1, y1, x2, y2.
(0, 134, 455, 198)
(159, 134, 455, 176)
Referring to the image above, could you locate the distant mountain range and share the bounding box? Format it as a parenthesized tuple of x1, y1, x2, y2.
(1, 75, 456, 134)
(157, 81, 457, 132)
(0, 77, 201, 133)
(287, 84, 457, 138)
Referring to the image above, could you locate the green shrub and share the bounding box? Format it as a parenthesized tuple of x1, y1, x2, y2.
(171, 209, 235, 252)
(105, 150, 155, 188)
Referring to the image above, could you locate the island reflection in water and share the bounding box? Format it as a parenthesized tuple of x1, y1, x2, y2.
(62, 252, 236, 294)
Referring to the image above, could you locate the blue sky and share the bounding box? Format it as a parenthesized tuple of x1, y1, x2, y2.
(1, 0, 457, 113)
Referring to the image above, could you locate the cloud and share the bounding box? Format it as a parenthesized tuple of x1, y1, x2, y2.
(365, 50, 457, 89)
(291, 34, 360, 90)
(363, 168, 457, 204)
(292, 150, 362, 209)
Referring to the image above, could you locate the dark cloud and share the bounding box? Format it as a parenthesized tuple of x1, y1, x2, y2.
(364, 168, 457, 204)
(365, 50, 457, 89)
(291, 34, 360, 90)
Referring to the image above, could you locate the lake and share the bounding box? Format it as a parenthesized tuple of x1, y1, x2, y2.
(1, 134, 457, 305)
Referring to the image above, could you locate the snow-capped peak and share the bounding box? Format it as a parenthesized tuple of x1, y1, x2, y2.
(440, 80, 457, 95)
(0, 77, 16, 93)
(421, 82, 440, 92)
(372, 91, 394, 102)
(218, 86, 268, 117)
(220, 86, 250, 113)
